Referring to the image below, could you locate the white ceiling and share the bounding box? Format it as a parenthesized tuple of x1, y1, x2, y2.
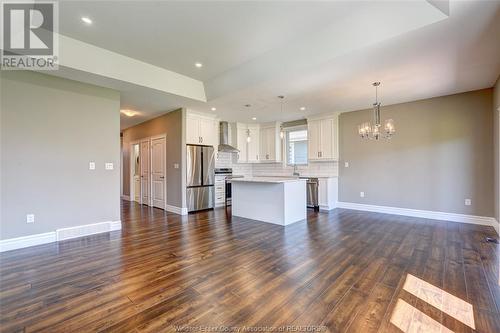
(56, 1, 500, 128)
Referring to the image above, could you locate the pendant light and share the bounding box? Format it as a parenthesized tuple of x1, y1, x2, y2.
(278, 95, 285, 139)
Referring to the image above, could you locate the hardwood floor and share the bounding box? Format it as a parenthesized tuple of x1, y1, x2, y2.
(1, 200, 499, 332)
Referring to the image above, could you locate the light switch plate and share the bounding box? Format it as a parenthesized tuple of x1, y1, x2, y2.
(360, 191, 365, 198)
(174, 163, 179, 169)
(89, 162, 95, 170)
(465, 199, 471, 206)
(345, 162, 349, 168)
(105, 163, 114, 170)
(26, 214, 35, 223)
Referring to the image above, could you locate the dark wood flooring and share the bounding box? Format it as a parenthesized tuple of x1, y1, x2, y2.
(1, 201, 499, 332)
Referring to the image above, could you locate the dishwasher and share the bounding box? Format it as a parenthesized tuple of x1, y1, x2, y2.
(306, 178, 319, 211)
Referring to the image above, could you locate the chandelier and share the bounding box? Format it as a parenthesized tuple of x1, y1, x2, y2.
(358, 82, 395, 140)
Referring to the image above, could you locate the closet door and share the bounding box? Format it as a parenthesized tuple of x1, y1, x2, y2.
(151, 137, 166, 209)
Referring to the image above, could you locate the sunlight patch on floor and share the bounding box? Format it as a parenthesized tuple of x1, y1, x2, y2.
(390, 299, 454, 333)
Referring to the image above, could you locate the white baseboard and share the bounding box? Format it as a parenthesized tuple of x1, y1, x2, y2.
(166, 205, 188, 215)
(56, 220, 122, 241)
(121, 195, 131, 201)
(492, 220, 499, 236)
(0, 220, 122, 253)
(319, 203, 338, 212)
(0, 232, 56, 253)
(337, 202, 498, 229)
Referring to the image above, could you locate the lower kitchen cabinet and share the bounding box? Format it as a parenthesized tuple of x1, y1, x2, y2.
(214, 176, 226, 207)
(318, 177, 338, 211)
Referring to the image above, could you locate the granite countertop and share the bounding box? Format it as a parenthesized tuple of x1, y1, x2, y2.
(231, 177, 306, 184)
(251, 175, 338, 179)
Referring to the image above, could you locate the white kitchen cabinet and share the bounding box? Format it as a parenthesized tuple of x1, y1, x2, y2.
(307, 120, 321, 160)
(318, 177, 338, 211)
(186, 112, 218, 146)
(186, 114, 201, 145)
(259, 122, 281, 162)
(214, 175, 226, 207)
(247, 125, 260, 162)
(307, 115, 338, 161)
(236, 123, 248, 163)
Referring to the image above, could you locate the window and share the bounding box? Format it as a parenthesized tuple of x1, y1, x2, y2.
(286, 128, 308, 165)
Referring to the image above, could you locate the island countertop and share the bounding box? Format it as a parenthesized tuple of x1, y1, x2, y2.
(230, 177, 306, 184)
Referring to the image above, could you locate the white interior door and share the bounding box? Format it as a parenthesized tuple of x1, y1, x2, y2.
(140, 140, 151, 205)
(151, 137, 166, 209)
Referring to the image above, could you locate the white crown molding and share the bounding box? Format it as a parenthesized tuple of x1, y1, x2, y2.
(166, 205, 188, 215)
(0, 220, 122, 253)
(337, 202, 498, 229)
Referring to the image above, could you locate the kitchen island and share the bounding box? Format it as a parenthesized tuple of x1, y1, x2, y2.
(231, 177, 306, 226)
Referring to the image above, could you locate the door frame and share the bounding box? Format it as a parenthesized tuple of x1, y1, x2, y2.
(129, 139, 142, 205)
(129, 134, 167, 209)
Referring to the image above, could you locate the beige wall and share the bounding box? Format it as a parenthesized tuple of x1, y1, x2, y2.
(1, 71, 121, 240)
(122, 109, 185, 208)
(339, 89, 494, 217)
(493, 77, 500, 226)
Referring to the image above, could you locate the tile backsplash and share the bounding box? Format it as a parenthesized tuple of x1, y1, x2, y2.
(215, 152, 338, 177)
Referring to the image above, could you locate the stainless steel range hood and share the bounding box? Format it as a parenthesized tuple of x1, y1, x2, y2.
(218, 121, 239, 153)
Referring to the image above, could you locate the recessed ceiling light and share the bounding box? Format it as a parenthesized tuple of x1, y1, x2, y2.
(195, 62, 203, 68)
(211, 107, 216, 111)
(252, 117, 257, 120)
(81, 17, 92, 25)
(300, 106, 306, 111)
(120, 109, 137, 117)
(244, 104, 251, 107)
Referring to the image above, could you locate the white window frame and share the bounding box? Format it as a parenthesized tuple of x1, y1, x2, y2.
(284, 125, 308, 166)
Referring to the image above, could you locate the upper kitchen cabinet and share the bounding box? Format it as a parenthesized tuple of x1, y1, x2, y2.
(247, 125, 260, 162)
(232, 123, 260, 163)
(186, 111, 218, 147)
(259, 122, 281, 162)
(235, 123, 249, 163)
(307, 114, 339, 161)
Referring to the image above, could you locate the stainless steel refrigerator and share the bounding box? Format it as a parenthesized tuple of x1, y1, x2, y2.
(186, 145, 215, 212)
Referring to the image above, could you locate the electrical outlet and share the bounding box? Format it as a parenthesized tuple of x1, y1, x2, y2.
(89, 161, 95, 170)
(26, 214, 35, 223)
(465, 199, 471, 206)
(345, 162, 349, 168)
(105, 162, 114, 170)
(360, 191, 365, 198)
